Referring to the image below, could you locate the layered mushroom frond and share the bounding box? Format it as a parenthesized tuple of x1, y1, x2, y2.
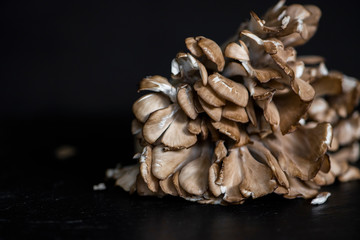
(110, 1, 360, 205)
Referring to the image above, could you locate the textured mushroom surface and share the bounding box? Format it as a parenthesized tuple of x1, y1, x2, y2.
(108, 0, 360, 205)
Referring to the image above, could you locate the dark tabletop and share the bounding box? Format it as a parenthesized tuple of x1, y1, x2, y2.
(0, 118, 359, 240)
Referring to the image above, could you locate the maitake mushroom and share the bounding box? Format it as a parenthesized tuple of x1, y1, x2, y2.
(108, 1, 360, 205)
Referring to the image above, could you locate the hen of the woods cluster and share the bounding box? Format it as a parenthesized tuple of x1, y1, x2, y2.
(107, 0, 360, 205)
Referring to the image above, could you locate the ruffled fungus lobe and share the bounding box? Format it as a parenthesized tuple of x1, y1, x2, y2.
(108, 1, 360, 205)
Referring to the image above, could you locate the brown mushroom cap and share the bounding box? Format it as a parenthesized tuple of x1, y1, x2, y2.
(338, 166, 360, 182)
(311, 74, 343, 97)
(143, 104, 179, 144)
(284, 175, 319, 199)
(219, 149, 245, 203)
(248, 140, 289, 188)
(222, 102, 249, 123)
(273, 90, 311, 134)
(139, 75, 177, 102)
(133, 93, 171, 123)
(139, 146, 159, 193)
(198, 98, 223, 122)
(238, 146, 277, 199)
(223, 62, 248, 78)
(214, 140, 227, 162)
(177, 84, 198, 120)
(179, 151, 211, 195)
(197, 37, 225, 72)
(333, 112, 360, 146)
(194, 80, 226, 107)
(264, 123, 332, 181)
(152, 144, 201, 180)
(159, 177, 178, 196)
(208, 73, 249, 107)
(208, 162, 222, 197)
(211, 118, 241, 142)
(187, 118, 202, 135)
(224, 42, 250, 62)
(185, 37, 203, 57)
(136, 174, 157, 196)
(161, 111, 197, 149)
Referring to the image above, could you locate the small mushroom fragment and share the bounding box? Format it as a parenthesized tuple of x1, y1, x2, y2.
(115, 164, 139, 193)
(311, 192, 331, 205)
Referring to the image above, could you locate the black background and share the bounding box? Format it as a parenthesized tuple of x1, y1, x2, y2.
(1, 0, 360, 239)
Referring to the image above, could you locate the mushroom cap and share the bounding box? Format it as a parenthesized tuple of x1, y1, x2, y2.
(177, 84, 198, 120)
(264, 123, 332, 181)
(161, 110, 197, 149)
(152, 144, 201, 180)
(139, 75, 177, 101)
(222, 102, 249, 123)
(139, 146, 159, 193)
(159, 177, 178, 196)
(179, 152, 211, 196)
(197, 37, 225, 72)
(219, 149, 245, 203)
(208, 73, 249, 107)
(194, 80, 226, 107)
(133, 93, 170, 123)
(143, 104, 179, 144)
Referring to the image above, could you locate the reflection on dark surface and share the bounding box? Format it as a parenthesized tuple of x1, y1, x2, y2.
(0, 118, 360, 239)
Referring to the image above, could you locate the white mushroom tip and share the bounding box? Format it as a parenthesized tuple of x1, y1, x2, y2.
(298, 118, 306, 125)
(93, 183, 106, 191)
(325, 124, 333, 146)
(311, 192, 331, 205)
(133, 153, 141, 159)
(171, 59, 180, 75)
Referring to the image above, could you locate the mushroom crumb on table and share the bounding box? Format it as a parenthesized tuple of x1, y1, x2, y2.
(108, 0, 360, 205)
